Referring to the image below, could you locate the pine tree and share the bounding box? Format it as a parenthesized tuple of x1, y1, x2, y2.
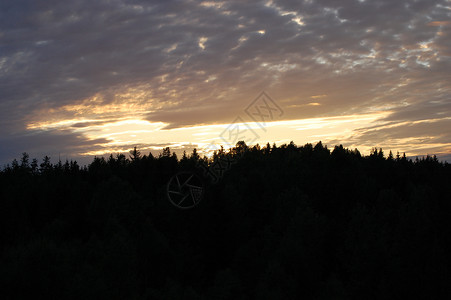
(40, 156, 52, 173)
(388, 150, 394, 160)
(162, 147, 171, 157)
(130, 147, 141, 161)
(31, 158, 39, 174)
(20, 152, 30, 170)
(191, 148, 200, 161)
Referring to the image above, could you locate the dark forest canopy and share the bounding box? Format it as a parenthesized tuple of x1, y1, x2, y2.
(1, 141, 451, 299)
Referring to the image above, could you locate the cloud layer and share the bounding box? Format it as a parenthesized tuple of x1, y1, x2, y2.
(1, 0, 450, 164)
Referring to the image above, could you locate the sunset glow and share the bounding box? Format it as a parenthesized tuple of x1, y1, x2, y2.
(1, 0, 450, 164)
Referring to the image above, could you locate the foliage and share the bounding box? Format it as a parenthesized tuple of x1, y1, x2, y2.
(1, 142, 450, 298)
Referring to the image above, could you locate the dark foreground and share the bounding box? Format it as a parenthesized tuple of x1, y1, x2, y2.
(1, 142, 450, 299)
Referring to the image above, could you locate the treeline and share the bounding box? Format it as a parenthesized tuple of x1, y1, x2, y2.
(1, 142, 450, 299)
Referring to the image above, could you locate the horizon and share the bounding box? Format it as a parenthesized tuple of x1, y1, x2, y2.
(2, 139, 447, 169)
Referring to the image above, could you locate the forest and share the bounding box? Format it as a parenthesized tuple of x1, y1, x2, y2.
(1, 141, 450, 299)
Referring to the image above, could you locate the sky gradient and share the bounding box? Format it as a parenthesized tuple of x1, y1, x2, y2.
(1, 0, 450, 165)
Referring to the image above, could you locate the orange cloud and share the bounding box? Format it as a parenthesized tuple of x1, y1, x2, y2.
(427, 21, 451, 27)
(310, 94, 327, 99)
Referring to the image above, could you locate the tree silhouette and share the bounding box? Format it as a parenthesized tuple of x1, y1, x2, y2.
(0, 143, 450, 298)
(129, 146, 141, 161)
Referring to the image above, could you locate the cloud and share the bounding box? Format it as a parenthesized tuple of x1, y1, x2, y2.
(0, 0, 450, 163)
(0, 129, 110, 165)
(428, 21, 451, 26)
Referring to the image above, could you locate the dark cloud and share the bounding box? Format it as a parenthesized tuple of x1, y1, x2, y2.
(1, 0, 450, 164)
(0, 129, 109, 165)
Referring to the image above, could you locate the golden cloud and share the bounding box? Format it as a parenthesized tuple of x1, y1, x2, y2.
(427, 21, 451, 27)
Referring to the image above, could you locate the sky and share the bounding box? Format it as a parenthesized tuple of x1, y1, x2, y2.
(1, 0, 450, 165)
